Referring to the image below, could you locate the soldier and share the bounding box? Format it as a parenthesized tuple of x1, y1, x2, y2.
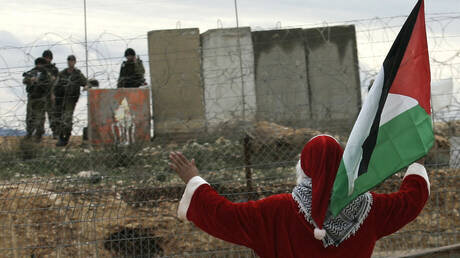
(117, 48, 146, 88)
(42, 50, 60, 138)
(54, 55, 87, 147)
(22, 57, 52, 141)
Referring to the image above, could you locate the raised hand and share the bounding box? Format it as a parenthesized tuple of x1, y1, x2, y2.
(169, 152, 199, 184)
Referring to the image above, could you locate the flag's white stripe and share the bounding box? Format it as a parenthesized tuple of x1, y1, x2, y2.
(343, 66, 385, 195)
(379, 94, 418, 126)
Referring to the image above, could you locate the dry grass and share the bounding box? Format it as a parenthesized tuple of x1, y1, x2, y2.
(0, 120, 457, 257)
(0, 178, 253, 257)
(0, 167, 457, 257)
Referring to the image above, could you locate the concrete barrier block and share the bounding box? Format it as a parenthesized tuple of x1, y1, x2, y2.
(201, 27, 256, 129)
(252, 29, 311, 128)
(148, 28, 205, 135)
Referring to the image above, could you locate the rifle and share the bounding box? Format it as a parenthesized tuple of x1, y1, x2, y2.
(23, 70, 39, 93)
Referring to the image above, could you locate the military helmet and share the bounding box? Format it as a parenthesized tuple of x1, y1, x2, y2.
(35, 57, 48, 65)
(67, 55, 76, 61)
(124, 48, 136, 57)
(88, 79, 99, 87)
(42, 50, 53, 59)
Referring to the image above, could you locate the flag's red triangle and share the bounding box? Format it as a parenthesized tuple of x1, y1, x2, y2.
(389, 0, 431, 114)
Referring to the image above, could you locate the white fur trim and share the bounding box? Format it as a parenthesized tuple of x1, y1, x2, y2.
(296, 160, 308, 185)
(404, 163, 430, 195)
(177, 176, 209, 220)
(309, 134, 340, 144)
(314, 228, 326, 240)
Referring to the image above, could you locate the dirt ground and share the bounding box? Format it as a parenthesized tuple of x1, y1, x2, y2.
(0, 167, 457, 257)
(0, 120, 457, 257)
(0, 181, 237, 257)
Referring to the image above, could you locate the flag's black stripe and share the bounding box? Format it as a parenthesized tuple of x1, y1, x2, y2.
(357, 0, 423, 176)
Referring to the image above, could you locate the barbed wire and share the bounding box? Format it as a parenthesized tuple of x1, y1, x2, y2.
(0, 13, 459, 257)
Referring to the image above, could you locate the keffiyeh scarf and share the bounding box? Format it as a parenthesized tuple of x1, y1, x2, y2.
(292, 177, 373, 247)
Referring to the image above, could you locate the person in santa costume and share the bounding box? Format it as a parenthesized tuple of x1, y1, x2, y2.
(169, 135, 429, 258)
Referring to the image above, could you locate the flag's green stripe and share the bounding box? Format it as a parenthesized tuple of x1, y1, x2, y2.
(330, 105, 433, 216)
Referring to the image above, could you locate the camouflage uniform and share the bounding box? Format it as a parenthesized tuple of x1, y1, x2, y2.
(23, 67, 52, 140)
(44, 62, 59, 136)
(117, 57, 145, 88)
(54, 67, 87, 143)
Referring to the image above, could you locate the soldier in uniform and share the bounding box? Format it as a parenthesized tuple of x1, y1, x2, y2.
(117, 48, 146, 88)
(23, 57, 52, 141)
(42, 50, 60, 138)
(54, 55, 87, 147)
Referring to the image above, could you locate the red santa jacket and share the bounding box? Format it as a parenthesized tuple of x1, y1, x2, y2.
(178, 163, 429, 258)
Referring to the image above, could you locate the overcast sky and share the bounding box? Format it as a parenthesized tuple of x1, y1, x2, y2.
(1, 0, 458, 79)
(1, 0, 459, 41)
(0, 0, 458, 66)
(0, 0, 459, 131)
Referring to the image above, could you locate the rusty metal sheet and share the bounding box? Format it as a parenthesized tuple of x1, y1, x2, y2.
(88, 88, 151, 145)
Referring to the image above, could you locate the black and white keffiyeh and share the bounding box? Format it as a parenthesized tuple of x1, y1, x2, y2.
(292, 177, 373, 247)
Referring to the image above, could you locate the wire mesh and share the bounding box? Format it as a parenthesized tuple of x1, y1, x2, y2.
(0, 13, 459, 258)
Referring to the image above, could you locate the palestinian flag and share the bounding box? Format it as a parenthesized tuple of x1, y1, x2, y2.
(329, 0, 434, 216)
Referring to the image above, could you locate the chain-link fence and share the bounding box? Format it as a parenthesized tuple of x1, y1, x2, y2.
(0, 136, 458, 257)
(0, 13, 459, 257)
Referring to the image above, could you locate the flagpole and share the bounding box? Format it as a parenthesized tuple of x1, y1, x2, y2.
(234, 0, 246, 122)
(234, 0, 253, 198)
(84, 0, 89, 77)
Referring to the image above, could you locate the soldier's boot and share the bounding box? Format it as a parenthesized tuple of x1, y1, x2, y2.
(51, 124, 59, 139)
(64, 134, 71, 145)
(50, 117, 59, 139)
(56, 136, 67, 147)
(34, 127, 44, 143)
(56, 138, 66, 147)
(56, 134, 69, 147)
(34, 134, 42, 143)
